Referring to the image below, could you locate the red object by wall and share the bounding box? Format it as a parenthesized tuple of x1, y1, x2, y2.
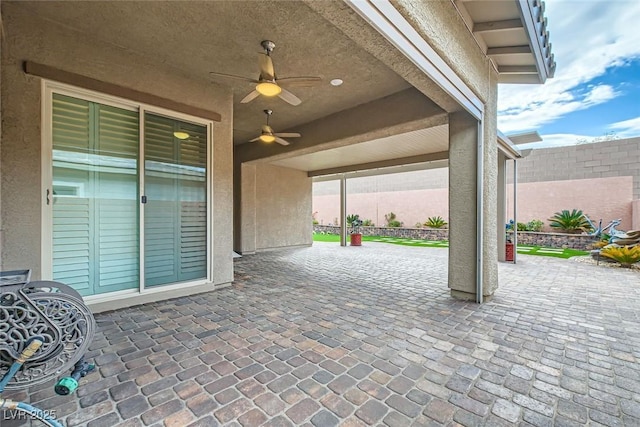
(505, 242, 514, 261)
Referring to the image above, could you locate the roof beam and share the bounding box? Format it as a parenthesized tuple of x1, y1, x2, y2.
(236, 88, 446, 164)
(312, 159, 449, 182)
(308, 151, 448, 177)
(487, 45, 531, 57)
(498, 65, 538, 74)
(473, 19, 523, 34)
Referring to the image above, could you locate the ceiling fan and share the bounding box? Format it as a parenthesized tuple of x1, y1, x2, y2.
(209, 40, 321, 106)
(250, 110, 300, 145)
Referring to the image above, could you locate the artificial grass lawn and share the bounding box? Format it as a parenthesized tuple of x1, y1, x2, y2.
(312, 233, 589, 259)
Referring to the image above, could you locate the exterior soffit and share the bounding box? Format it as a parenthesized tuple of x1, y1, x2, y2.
(455, 0, 556, 84)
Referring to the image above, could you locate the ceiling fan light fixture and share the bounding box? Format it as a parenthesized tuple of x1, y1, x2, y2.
(259, 134, 276, 143)
(173, 131, 190, 140)
(256, 82, 282, 97)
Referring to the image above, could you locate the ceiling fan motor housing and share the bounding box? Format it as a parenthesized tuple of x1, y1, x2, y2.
(261, 40, 276, 54)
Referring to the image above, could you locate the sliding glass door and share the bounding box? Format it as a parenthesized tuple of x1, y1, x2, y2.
(144, 114, 208, 287)
(50, 91, 210, 297)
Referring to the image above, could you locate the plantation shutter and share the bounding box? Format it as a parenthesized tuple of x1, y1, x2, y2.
(52, 95, 93, 293)
(144, 114, 207, 286)
(178, 123, 208, 280)
(52, 94, 139, 296)
(95, 104, 140, 291)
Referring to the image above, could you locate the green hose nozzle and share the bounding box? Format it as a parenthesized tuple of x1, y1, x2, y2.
(54, 377, 78, 395)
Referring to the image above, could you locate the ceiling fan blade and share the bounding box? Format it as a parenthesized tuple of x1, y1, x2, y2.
(278, 88, 302, 106)
(277, 76, 322, 87)
(274, 137, 290, 146)
(274, 132, 301, 138)
(259, 54, 275, 80)
(240, 90, 260, 104)
(209, 71, 257, 83)
(249, 137, 261, 142)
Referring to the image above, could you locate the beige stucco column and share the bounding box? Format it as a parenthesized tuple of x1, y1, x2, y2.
(448, 110, 499, 301)
(239, 163, 257, 255)
(497, 153, 507, 262)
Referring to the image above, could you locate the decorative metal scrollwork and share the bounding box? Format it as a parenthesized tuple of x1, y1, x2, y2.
(0, 276, 95, 390)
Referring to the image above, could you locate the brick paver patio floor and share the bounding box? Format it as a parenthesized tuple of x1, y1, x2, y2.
(4, 242, 640, 426)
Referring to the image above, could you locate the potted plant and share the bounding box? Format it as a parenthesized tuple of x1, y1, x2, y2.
(505, 220, 515, 261)
(347, 214, 363, 246)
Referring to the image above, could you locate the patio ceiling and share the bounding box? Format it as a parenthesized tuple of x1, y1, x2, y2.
(14, 0, 553, 174)
(13, 0, 418, 145)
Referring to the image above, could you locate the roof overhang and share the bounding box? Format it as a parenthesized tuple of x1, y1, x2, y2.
(455, 0, 556, 83)
(498, 131, 524, 159)
(507, 131, 543, 145)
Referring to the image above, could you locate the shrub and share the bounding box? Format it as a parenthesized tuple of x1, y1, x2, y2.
(425, 216, 447, 229)
(517, 222, 528, 231)
(548, 209, 591, 233)
(362, 219, 374, 227)
(600, 246, 640, 268)
(385, 212, 403, 228)
(526, 219, 544, 232)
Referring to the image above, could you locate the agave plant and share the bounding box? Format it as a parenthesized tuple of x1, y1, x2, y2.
(424, 216, 448, 229)
(548, 209, 591, 233)
(600, 245, 640, 268)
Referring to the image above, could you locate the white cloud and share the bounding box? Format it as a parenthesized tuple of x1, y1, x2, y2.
(497, 0, 640, 133)
(608, 116, 640, 137)
(498, 84, 617, 133)
(583, 85, 617, 104)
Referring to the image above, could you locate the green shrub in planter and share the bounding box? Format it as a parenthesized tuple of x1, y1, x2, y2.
(424, 216, 447, 229)
(548, 209, 591, 233)
(526, 219, 544, 232)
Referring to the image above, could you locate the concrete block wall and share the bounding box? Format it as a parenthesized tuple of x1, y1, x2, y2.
(510, 137, 640, 199)
(313, 137, 640, 231)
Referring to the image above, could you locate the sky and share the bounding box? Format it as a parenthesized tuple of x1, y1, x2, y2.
(497, 0, 640, 149)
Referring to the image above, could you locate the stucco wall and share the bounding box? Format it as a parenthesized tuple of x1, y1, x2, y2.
(314, 188, 450, 228)
(394, 0, 491, 104)
(0, 3, 234, 285)
(315, 175, 634, 231)
(633, 200, 640, 229)
(507, 177, 633, 230)
(313, 134, 640, 233)
(254, 164, 312, 251)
